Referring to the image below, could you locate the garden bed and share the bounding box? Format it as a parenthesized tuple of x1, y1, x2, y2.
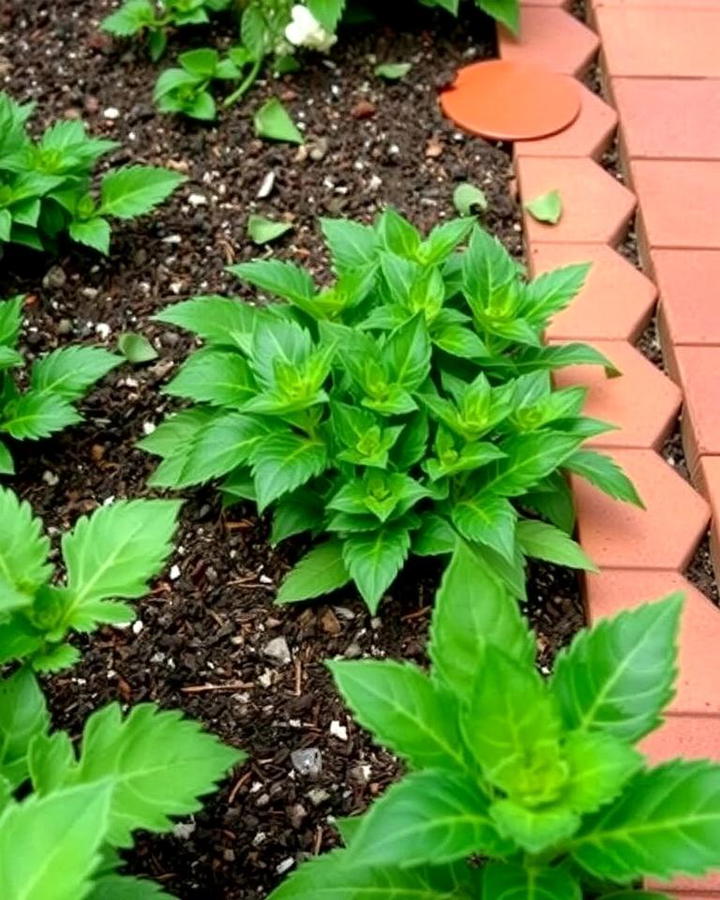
(0, 2, 588, 896)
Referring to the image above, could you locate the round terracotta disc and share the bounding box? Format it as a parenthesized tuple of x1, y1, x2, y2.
(440, 60, 581, 141)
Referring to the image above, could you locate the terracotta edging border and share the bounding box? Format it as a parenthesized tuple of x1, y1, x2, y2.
(499, 4, 719, 897)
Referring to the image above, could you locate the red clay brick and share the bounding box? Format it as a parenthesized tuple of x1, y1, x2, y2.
(649, 864, 720, 898)
(653, 250, 720, 346)
(515, 84, 617, 160)
(595, 0, 720, 7)
(642, 713, 720, 763)
(553, 340, 681, 449)
(517, 157, 636, 245)
(595, 7, 720, 77)
(523, 0, 570, 6)
(674, 347, 720, 457)
(631, 160, 720, 250)
(529, 242, 655, 341)
(613, 78, 720, 160)
(573, 449, 710, 571)
(499, 7, 599, 76)
(585, 569, 720, 716)
(699, 457, 720, 586)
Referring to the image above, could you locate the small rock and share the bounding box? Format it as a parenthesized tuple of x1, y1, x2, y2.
(257, 171, 276, 199)
(42, 265, 66, 289)
(173, 821, 196, 839)
(95, 322, 111, 340)
(330, 720, 348, 742)
(307, 788, 330, 807)
(42, 470, 59, 487)
(84, 95, 100, 114)
(320, 608, 341, 635)
(351, 99, 376, 119)
(132, 620, 143, 635)
(103, 107, 120, 120)
(343, 642, 362, 659)
(188, 193, 207, 207)
(56, 318, 73, 336)
(425, 138, 444, 159)
(276, 858, 295, 876)
(263, 636, 291, 666)
(308, 137, 329, 162)
(223, 848, 236, 862)
(288, 803, 307, 828)
(290, 747, 322, 778)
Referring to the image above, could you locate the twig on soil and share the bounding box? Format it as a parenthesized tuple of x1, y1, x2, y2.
(401, 605, 431, 622)
(180, 681, 254, 693)
(294, 658, 303, 696)
(228, 770, 252, 805)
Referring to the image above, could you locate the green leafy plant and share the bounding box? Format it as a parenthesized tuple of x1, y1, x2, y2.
(0, 296, 121, 474)
(102, 0, 232, 60)
(272, 545, 719, 898)
(0, 92, 185, 255)
(0, 666, 243, 898)
(313, 0, 518, 34)
(0, 486, 180, 671)
(141, 209, 640, 612)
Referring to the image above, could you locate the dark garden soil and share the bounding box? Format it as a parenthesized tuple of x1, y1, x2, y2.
(0, 2, 589, 897)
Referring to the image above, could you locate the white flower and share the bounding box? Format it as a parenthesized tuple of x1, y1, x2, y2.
(285, 4, 337, 53)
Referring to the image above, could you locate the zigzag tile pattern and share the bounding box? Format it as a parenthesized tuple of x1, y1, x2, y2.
(502, 3, 720, 895)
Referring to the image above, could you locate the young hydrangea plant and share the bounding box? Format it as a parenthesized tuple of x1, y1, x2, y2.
(0, 486, 181, 671)
(0, 92, 185, 255)
(0, 666, 243, 899)
(141, 210, 641, 612)
(0, 296, 121, 475)
(271, 543, 720, 898)
(102, 0, 232, 60)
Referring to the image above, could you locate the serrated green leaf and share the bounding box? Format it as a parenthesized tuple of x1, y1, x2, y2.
(0, 782, 112, 900)
(69, 217, 111, 254)
(320, 217, 379, 274)
(254, 98, 304, 144)
(0, 487, 51, 595)
(154, 296, 256, 352)
(57, 702, 244, 847)
(383, 313, 431, 391)
(562, 730, 642, 815)
(30, 346, 120, 399)
(451, 494, 517, 563)
(429, 541, 533, 700)
(99, 166, 185, 218)
(516, 519, 597, 571)
(525, 189, 562, 224)
(276, 540, 351, 604)
(164, 349, 255, 407)
(1, 392, 81, 439)
(102, 0, 155, 35)
(342, 525, 411, 612)
(490, 798, 579, 854)
(60, 499, 180, 630)
(247, 214, 293, 245)
(347, 769, 510, 868)
(0, 667, 49, 789)
(117, 332, 158, 363)
(251, 431, 327, 511)
(571, 760, 720, 882)
(88, 875, 172, 899)
(486, 432, 582, 496)
(229, 259, 316, 310)
(564, 449, 644, 508)
(0, 295, 23, 347)
(551, 594, 682, 742)
(328, 659, 467, 771)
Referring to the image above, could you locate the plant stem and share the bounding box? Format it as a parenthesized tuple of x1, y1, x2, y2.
(222, 55, 262, 108)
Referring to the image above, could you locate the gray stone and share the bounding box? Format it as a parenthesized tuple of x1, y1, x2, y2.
(263, 636, 291, 666)
(291, 747, 322, 778)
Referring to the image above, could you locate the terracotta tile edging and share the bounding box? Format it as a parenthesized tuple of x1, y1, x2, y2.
(498, 4, 720, 896)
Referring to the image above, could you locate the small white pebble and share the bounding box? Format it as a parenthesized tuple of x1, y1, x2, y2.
(188, 193, 207, 207)
(276, 858, 295, 876)
(103, 107, 120, 120)
(132, 620, 144, 635)
(259, 573, 273, 585)
(173, 822, 196, 839)
(330, 720, 348, 742)
(142, 421, 156, 436)
(169, 564, 181, 580)
(95, 322, 111, 339)
(42, 470, 59, 486)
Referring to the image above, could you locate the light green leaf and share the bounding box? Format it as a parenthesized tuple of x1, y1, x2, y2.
(276, 540, 351, 604)
(563, 730, 642, 815)
(342, 525, 411, 612)
(251, 431, 327, 511)
(117, 332, 158, 363)
(347, 769, 510, 868)
(88, 875, 172, 899)
(564, 449, 644, 508)
(375, 62, 412, 80)
(481, 861, 581, 899)
(307, 0, 346, 31)
(328, 659, 468, 771)
(99, 166, 185, 219)
(1, 392, 81, 440)
(30, 346, 120, 399)
(0, 295, 23, 347)
(571, 760, 720, 882)
(254, 98, 304, 144)
(0, 783, 112, 900)
(516, 519, 597, 571)
(453, 183, 488, 217)
(479, 0, 520, 33)
(0, 487, 51, 595)
(61, 499, 181, 630)
(229, 259, 316, 309)
(551, 594, 682, 742)
(0, 667, 49, 789)
(490, 799, 579, 855)
(451, 494, 516, 563)
(102, 0, 155, 35)
(154, 295, 256, 352)
(69, 217, 111, 254)
(247, 214, 293, 244)
(57, 702, 244, 847)
(429, 541, 534, 700)
(525, 189, 562, 224)
(486, 432, 582, 496)
(383, 313, 431, 391)
(164, 350, 255, 407)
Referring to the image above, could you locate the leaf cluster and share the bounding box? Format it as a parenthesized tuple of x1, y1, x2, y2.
(143, 209, 640, 612)
(0, 487, 180, 671)
(419, 0, 519, 32)
(0, 297, 121, 474)
(0, 92, 185, 255)
(102, 0, 232, 60)
(0, 666, 243, 899)
(272, 546, 715, 898)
